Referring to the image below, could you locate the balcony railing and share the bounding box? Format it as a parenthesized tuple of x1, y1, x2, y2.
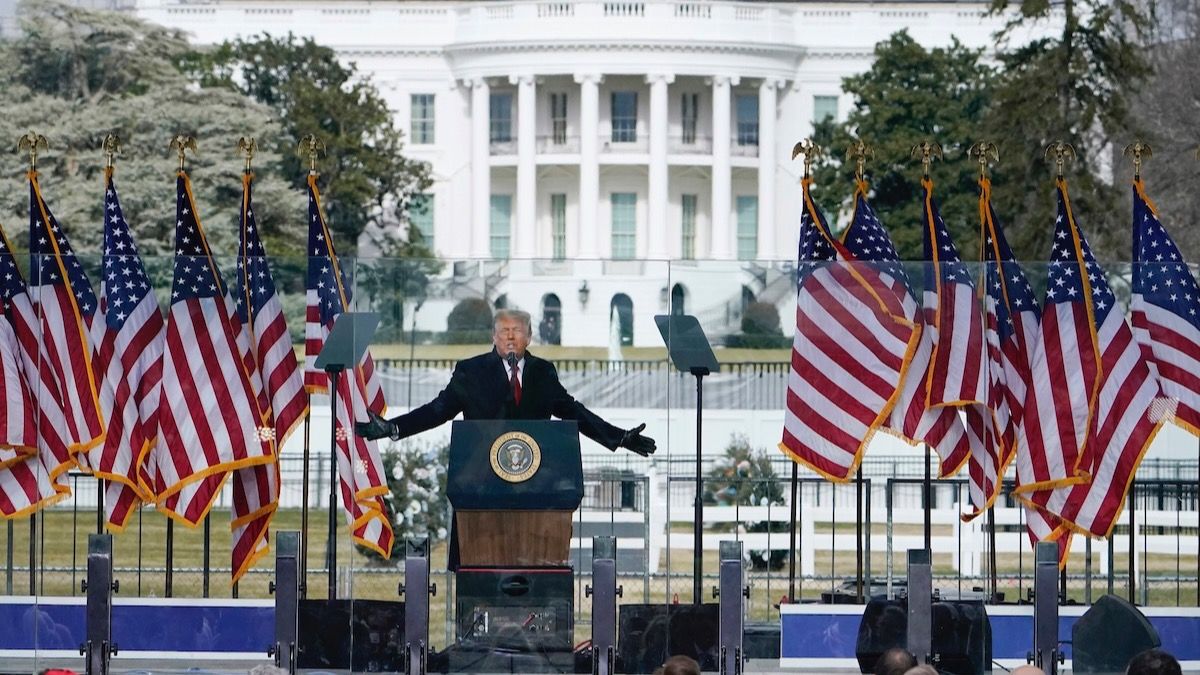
(489, 139, 516, 155)
(669, 135, 713, 154)
(731, 142, 759, 158)
(600, 135, 648, 152)
(537, 134, 581, 153)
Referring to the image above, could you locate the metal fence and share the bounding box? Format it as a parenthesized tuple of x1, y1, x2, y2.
(6, 457, 1200, 638)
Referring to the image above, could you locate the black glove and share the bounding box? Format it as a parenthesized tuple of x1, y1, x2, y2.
(620, 423, 656, 457)
(355, 410, 397, 441)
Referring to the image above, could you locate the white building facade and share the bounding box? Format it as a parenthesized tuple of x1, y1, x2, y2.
(137, 0, 1024, 347)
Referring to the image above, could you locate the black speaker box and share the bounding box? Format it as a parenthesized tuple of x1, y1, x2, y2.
(854, 597, 991, 675)
(296, 598, 406, 671)
(1072, 594, 1161, 673)
(455, 567, 574, 654)
(616, 603, 719, 674)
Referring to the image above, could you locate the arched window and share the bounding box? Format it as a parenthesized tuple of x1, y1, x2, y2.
(670, 283, 687, 316)
(539, 293, 562, 345)
(494, 293, 508, 310)
(611, 293, 634, 346)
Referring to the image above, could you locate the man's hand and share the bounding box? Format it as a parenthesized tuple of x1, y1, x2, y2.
(620, 423, 656, 457)
(355, 411, 397, 441)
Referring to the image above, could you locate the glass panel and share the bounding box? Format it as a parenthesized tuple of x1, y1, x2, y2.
(551, 193, 567, 260)
(736, 195, 757, 260)
(681, 193, 697, 260)
(610, 192, 637, 259)
(813, 94, 839, 123)
(410, 93, 435, 144)
(735, 93, 758, 146)
(611, 91, 638, 143)
(490, 194, 512, 258)
(490, 92, 513, 143)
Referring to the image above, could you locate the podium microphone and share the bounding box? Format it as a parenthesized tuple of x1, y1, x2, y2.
(507, 351, 517, 368)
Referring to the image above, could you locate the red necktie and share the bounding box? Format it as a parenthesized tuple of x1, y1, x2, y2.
(510, 362, 522, 405)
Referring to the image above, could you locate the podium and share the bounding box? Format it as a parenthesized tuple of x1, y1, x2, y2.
(446, 420, 582, 672)
(447, 419, 583, 567)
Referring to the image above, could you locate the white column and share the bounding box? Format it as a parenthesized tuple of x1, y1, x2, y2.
(512, 74, 537, 258)
(646, 73, 673, 261)
(574, 73, 602, 259)
(710, 75, 738, 260)
(757, 79, 781, 260)
(470, 77, 491, 258)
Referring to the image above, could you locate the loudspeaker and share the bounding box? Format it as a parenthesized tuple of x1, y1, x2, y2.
(296, 599, 405, 671)
(455, 567, 574, 652)
(1072, 594, 1161, 673)
(616, 603, 719, 674)
(855, 598, 990, 675)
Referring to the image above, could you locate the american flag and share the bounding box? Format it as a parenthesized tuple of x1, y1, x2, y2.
(90, 170, 165, 531)
(920, 179, 995, 518)
(0, 224, 72, 516)
(154, 172, 274, 526)
(780, 177, 918, 480)
(230, 172, 306, 582)
(979, 177, 1039, 528)
(840, 181, 972, 478)
(304, 174, 393, 557)
(1039, 180, 1164, 542)
(28, 171, 105, 454)
(1129, 180, 1200, 436)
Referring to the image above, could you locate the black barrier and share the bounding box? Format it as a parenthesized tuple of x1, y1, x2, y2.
(588, 536, 618, 675)
(1031, 541, 1062, 673)
(270, 531, 300, 674)
(402, 537, 433, 675)
(856, 598, 990, 675)
(906, 549, 932, 664)
(617, 603, 719, 674)
(717, 540, 746, 675)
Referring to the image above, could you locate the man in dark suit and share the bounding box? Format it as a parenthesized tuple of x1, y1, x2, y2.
(355, 308, 656, 567)
(356, 308, 655, 454)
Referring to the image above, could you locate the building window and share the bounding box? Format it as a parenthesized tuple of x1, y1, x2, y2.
(681, 93, 699, 144)
(551, 193, 567, 260)
(611, 293, 633, 346)
(410, 193, 434, 247)
(737, 195, 758, 260)
(813, 95, 838, 123)
(490, 93, 513, 143)
(611, 91, 638, 143)
(550, 93, 568, 145)
(490, 194, 512, 258)
(735, 94, 759, 146)
(611, 192, 637, 259)
(410, 94, 435, 144)
(680, 194, 697, 260)
(539, 293, 562, 345)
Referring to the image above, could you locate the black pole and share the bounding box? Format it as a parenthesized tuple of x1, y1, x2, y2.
(97, 480, 104, 535)
(1128, 487, 1136, 604)
(691, 367, 708, 605)
(28, 514, 35, 595)
(787, 463, 799, 603)
(300, 411, 311, 599)
(203, 516, 211, 598)
(137, 507, 143, 596)
(923, 444, 932, 551)
(855, 469, 863, 603)
(165, 518, 174, 598)
(988, 506, 999, 602)
(6, 519, 13, 595)
(328, 366, 343, 601)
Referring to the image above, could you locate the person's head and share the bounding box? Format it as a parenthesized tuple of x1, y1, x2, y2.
(1127, 648, 1182, 675)
(874, 647, 917, 675)
(493, 309, 532, 359)
(661, 655, 700, 675)
(1010, 666, 1046, 675)
(903, 666, 938, 675)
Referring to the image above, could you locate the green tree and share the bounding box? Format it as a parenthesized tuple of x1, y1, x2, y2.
(182, 33, 432, 255)
(810, 31, 996, 260)
(0, 0, 298, 266)
(984, 0, 1154, 261)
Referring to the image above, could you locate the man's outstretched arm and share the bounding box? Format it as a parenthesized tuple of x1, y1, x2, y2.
(355, 365, 468, 441)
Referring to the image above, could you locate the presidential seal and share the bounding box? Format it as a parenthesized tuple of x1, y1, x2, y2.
(489, 431, 541, 483)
